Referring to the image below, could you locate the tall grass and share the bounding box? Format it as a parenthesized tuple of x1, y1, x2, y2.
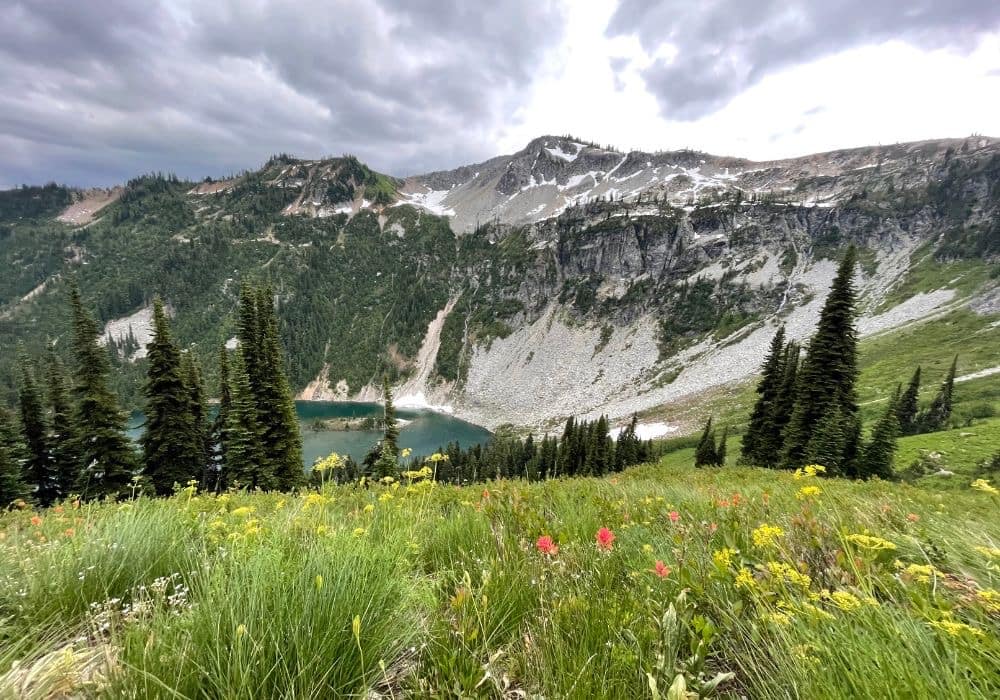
(2, 462, 999, 698)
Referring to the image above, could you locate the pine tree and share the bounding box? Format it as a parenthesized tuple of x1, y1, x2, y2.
(225, 355, 269, 489)
(556, 417, 575, 477)
(18, 357, 58, 505)
(237, 284, 262, 395)
(861, 388, 900, 480)
(68, 283, 137, 499)
(782, 247, 860, 473)
(140, 298, 199, 495)
(374, 377, 399, 478)
(181, 351, 210, 484)
(0, 408, 28, 505)
(770, 342, 800, 454)
(255, 288, 304, 491)
(44, 347, 81, 497)
(921, 356, 957, 432)
(694, 417, 717, 467)
(741, 327, 786, 466)
(896, 367, 921, 435)
(715, 426, 728, 467)
(208, 345, 232, 491)
(804, 404, 849, 473)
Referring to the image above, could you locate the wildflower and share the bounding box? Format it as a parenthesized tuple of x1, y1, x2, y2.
(752, 524, 784, 548)
(928, 619, 985, 639)
(401, 448, 413, 458)
(668, 511, 680, 523)
(709, 522, 718, 534)
(976, 589, 1000, 613)
(642, 543, 654, 554)
(712, 548, 736, 569)
(826, 590, 862, 611)
(796, 485, 821, 500)
(898, 562, 943, 584)
(793, 464, 826, 480)
(536, 535, 559, 556)
(971, 479, 998, 495)
(230, 506, 254, 518)
(378, 492, 394, 503)
(316, 525, 329, 536)
(595, 527, 615, 551)
(791, 644, 821, 665)
(63, 528, 75, 538)
(974, 546, 1000, 559)
(906, 513, 919, 523)
(353, 527, 366, 537)
(235, 624, 248, 637)
(846, 534, 896, 551)
(363, 504, 375, 514)
(652, 560, 671, 578)
(30, 515, 42, 527)
(763, 611, 792, 626)
(735, 567, 757, 590)
(766, 561, 811, 589)
(315, 575, 323, 590)
(303, 494, 329, 509)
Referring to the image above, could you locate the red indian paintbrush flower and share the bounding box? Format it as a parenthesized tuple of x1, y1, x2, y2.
(668, 511, 680, 523)
(652, 560, 671, 578)
(595, 527, 615, 551)
(536, 535, 559, 556)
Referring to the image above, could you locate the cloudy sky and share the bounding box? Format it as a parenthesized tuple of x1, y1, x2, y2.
(2, 0, 999, 188)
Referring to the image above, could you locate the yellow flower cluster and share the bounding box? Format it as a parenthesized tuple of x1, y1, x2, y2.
(763, 611, 792, 626)
(713, 548, 736, 569)
(974, 546, 1000, 559)
(845, 533, 896, 551)
(752, 524, 785, 549)
(735, 568, 757, 590)
(765, 561, 811, 589)
(793, 464, 826, 480)
(825, 590, 862, 611)
(303, 494, 330, 509)
(971, 479, 998, 495)
(976, 588, 1000, 613)
(928, 619, 985, 639)
(796, 485, 822, 500)
(313, 453, 343, 473)
(897, 562, 943, 584)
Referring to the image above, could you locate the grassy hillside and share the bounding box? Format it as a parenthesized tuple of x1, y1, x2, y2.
(2, 461, 998, 698)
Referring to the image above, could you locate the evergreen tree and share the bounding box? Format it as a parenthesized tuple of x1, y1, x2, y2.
(741, 327, 786, 466)
(208, 345, 233, 491)
(225, 355, 270, 489)
(0, 408, 28, 505)
(896, 367, 921, 435)
(804, 404, 849, 473)
(18, 358, 58, 505)
(68, 283, 136, 499)
(140, 298, 199, 495)
(237, 284, 262, 395)
(921, 356, 957, 432)
(715, 426, 728, 467)
(181, 351, 210, 484)
(557, 417, 576, 477)
(614, 414, 640, 471)
(770, 341, 800, 450)
(694, 417, 717, 467)
(255, 288, 304, 491)
(44, 347, 81, 497)
(782, 247, 860, 473)
(861, 388, 900, 480)
(374, 377, 399, 478)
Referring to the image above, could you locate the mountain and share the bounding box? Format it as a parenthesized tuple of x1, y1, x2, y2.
(1, 136, 998, 432)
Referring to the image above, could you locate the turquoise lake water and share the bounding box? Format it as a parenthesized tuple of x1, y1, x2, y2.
(129, 401, 492, 467)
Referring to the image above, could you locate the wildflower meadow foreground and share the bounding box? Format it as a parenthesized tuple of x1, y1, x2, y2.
(2, 461, 999, 699)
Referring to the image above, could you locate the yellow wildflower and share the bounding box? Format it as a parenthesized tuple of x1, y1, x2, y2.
(315, 575, 323, 590)
(752, 524, 785, 548)
(642, 543, 654, 554)
(971, 479, 998, 495)
(353, 527, 366, 537)
(976, 589, 1000, 613)
(316, 525, 329, 536)
(713, 548, 736, 569)
(794, 464, 826, 480)
(799, 602, 835, 622)
(826, 590, 862, 611)
(313, 453, 343, 473)
(845, 534, 896, 551)
(735, 567, 757, 590)
(796, 485, 822, 500)
(378, 492, 394, 503)
(401, 448, 413, 458)
(235, 624, 248, 637)
(230, 506, 254, 518)
(363, 504, 375, 514)
(928, 619, 985, 639)
(763, 611, 793, 626)
(766, 561, 811, 589)
(899, 562, 943, 584)
(791, 644, 820, 665)
(974, 546, 1000, 559)
(303, 493, 329, 509)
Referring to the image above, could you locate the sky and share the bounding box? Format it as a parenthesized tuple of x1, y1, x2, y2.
(2, 0, 999, 188)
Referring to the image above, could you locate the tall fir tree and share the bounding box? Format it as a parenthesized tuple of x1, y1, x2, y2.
(770, 342, 800, 454)
(920, 356, 957, 432)
(374, 377, 400, 478)
(804, 404, 849, 473)
(237, 284, 263, 396)
(0, 408, 28, 505)
(68, 283, 136, 499)
(715, 426, 728, 467)
(782, 247, 860, 473)
(140, 298, 200, 495)
(255, 287, 304, 491)
(741, 326, 786, 466)
(896, 366, 921, 436)
(694, 417, 717, 467)
(556, 416, 576, 477)
(18, 357, 58, 505)
(44, 346, 81, 498)
(861, 387, 900, 480)
(225, 354, 270, 489)
(181, 351, 211, 484)
(208, 345, 233, 491)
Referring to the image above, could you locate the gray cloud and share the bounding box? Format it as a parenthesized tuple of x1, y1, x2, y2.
(607, 0, 1000, 120)
(0, 0, 564, 187)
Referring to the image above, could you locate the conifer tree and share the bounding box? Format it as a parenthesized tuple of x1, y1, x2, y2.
(741, 327, 786, 466)
(18, 358, 58, 505)
(557, 416, 576, 477)
(208, 345, 232, 490)
(921, 356, 957, 432)
(374, 377, 399, 478)
(44, 347, 81, 497)
(255, 288, 304, 490)
(862, 388, 900, 480)
(694, 417, 717, 467)
(769, 342, 800, 455)
(804, 404, 849, 473)
(896, 367, 921, 435)
(237, 284, 262, 395)
(225, 355, 270, 489)
(0, 408, 28, 505)
(140, 298, 199, 495)
(715, 426, 728, 467)
(181, 351, 210, 483)
(782, 247, 860, 473)
(68, 283, 136, 499)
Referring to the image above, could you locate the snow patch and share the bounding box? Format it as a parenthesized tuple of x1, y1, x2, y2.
(395, 392, 455, 414)
(609, 421, 677, 440)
